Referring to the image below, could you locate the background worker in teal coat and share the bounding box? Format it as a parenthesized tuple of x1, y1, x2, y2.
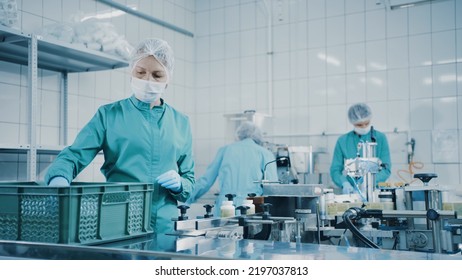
(330, 103, 391, 194)
(45, 38, 195, 234)
(187, 121, 278, 216)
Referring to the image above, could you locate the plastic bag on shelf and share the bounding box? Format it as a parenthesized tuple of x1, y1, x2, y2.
(39, 23, 74, 43)
(73, 18, 133, 60)
(39, 13, 133, 61)
(0, 0, 19, 28)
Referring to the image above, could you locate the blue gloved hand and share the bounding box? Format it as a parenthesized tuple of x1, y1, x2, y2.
(156, 170, 182, 193)
(48, 176, 70, 186)
(342, 181, 354, 194)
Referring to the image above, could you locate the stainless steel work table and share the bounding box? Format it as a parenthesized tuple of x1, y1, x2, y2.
(1, 233, 462, 260)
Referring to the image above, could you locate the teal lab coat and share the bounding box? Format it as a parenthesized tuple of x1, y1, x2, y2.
(187, 138, 278, 216)
(330, 130, 391, 188)
(45, 96, 195, 234)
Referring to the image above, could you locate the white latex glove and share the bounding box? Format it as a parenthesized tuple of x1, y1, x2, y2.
(48, 176, 70, 186)
(342, 181, 354, 194)
(156, 170, 182, 193)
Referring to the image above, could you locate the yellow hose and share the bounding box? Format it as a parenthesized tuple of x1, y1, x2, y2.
(397, 161, 424, 185)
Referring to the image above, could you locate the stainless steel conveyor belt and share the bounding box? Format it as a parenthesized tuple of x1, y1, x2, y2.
(1, 233, 462, 260)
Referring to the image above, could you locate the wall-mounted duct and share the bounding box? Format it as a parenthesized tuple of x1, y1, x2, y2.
(95, 0, 194, 37)
(386, 0, 447, 10)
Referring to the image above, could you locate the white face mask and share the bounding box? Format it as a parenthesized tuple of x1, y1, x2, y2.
(354, 125, 370, 135)
(131, 77, 166, 103)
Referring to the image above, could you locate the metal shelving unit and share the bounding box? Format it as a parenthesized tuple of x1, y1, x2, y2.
(0, 25, 128, 180)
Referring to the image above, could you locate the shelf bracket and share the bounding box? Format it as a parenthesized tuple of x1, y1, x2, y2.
(0, 34, 27, 44)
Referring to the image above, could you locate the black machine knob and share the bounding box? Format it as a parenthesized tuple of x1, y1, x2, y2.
(261, 203, 272, 220)
(225, 193, 236, 201)
(276, 156, 290, 167)
(413, 173, 438, 184)
(426, 209, 440, 221)
(237, 205, 250, 216)
(177, 205, 190, 221)
(203, 204, 214, 218)
(247, 193, 257, 198)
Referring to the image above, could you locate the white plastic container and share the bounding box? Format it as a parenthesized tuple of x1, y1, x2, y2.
(220, 200, 235, 217)
(241, 199, 255, 215)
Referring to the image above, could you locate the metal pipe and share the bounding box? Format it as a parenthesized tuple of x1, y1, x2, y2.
(261, 0, 273, 117)
(431, 219, 442, 253)
(381, 210, 456, 219)
(307, 145, 314, 174)
(60, 73, 68, 146)
(389, 0, 436, 10)
(428, 189, 443, 253)
(428, 190, 442, 210)
(266, 129, 409, 138)
(366, 173, 375, 202)
(363, 142, 377, 203)
(96, 0, 194, 37)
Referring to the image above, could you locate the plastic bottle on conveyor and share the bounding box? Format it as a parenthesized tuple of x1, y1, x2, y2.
(221, 193, 236, 217)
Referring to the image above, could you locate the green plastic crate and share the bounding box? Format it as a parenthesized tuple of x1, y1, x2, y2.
(0, 182, 154, 245)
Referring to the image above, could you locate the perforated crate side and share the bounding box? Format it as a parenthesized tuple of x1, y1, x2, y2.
(0, 214, 18, 240)
(20, 195, 60, 243)
(128, 192, 144, 234)
(78, 194, 100, 242)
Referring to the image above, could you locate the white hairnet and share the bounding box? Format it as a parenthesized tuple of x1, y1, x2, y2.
(129, 38, 174, 79)
(236, 121, 264, 145)
(348, 103, 372, 124)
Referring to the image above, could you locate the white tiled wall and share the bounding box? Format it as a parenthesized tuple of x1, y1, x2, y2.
(192, 0, 462, 188)
(0, 0, 461, 190)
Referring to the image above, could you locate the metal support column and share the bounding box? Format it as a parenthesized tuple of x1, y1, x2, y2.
(428, 190, 443, 254)
(27, 35, 38, 181)
(60, 72, 68, 146)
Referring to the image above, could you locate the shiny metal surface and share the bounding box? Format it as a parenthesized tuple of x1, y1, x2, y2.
(1, 233, 462, 260)
(262, 183, 323, 197)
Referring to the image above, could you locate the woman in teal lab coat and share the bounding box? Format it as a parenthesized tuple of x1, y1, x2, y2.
(330, 103, 391, 194)
(187, 121, 278, 216)
(45, 38, 195, 234)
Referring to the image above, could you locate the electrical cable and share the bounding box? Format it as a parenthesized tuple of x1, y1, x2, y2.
(397, 161, 424, 185)
(392, 233, 399, 250)
(342, 208, 380, 249)
(397, 138, 424, 185)
(343, 216, 378, 248)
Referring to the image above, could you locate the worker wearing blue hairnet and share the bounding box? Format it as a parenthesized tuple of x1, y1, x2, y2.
(45, 38, 195, 234)
(330, 103, 391, 194)
(186, 121, 278, 216)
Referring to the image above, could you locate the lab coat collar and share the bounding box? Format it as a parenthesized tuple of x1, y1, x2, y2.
(239, 138, 261, 146)
(241, 138, 256, 144)
(130, 95, 165, 112)
(350, 130, 371, 139)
